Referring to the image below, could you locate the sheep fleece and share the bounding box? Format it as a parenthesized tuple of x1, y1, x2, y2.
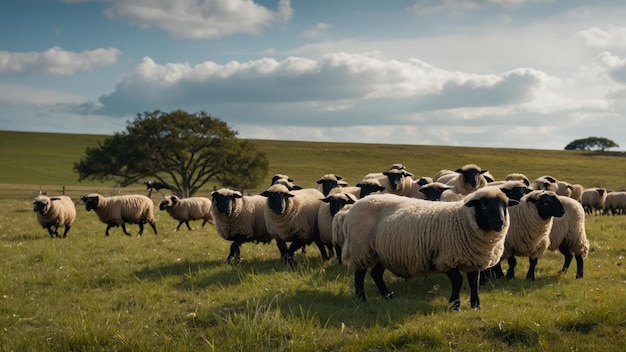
(88, 194, 155, 226)
(264, 187, 323, 243)
(212, 193, 270, 242)
(34, 195, 76, 230)
(549, 196, 589, 257)
(501, 194, 553, 260)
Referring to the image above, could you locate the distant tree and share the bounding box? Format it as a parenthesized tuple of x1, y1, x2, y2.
(564, 137, 619, 151)
(74, 110, 269, 197)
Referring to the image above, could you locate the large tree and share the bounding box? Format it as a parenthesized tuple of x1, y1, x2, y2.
(564, 137, 619, 151)
(74, 110, 269, 197)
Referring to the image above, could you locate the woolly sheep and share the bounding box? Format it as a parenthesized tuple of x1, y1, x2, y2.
(32, 195, 76, 238)
(316, 174, 344, 196)
(318, 192, 358, 263)
(504, 173, 530, 187)
(363, 168, 414, 196)
(270, 174, 302, 190)
(485, 190, 565, 282)
(581, 187, 607, 215)
(80, 193, 157, 237)
(556, 181, 574, 197)
(548, 196, 589, 278)
(413, 182, 452, 201)
(603, 191, 626, 215)
(158, 195, 214, 231)
(570, 184, 584, 203)
(211, 188, 274, 264)
(437, 164, 490, 196)
(342, 187, 515, 309)
(531, 176, 558, 192)
(261, 184, 328, 265)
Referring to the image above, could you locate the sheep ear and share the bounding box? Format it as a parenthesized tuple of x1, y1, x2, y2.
(336, 175, 343, 180)
(316, 179, 324, 184)
(480, 170, 489, 174)
(346, 194, 357, 203)
(171, 196, 178, 204)
(290, 185, 303, 190)
(50, 197, 61, 201)
(464, 199, 479, 208)
(321, 197, 332, 203)
(455, 168, 463, 173)
(233, 192, 243, 198)
(261, 191, 271, 197)
(403, 171, 414, 177)
(508, 199, 520, 206)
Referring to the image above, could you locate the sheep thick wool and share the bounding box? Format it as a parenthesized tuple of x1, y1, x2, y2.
(160, 196, 214, 229)
(501, 191, 555, 260)
(33, 195, 76, 237)
(549, 196, 589, 257)
(437, 164, 489, 197)
(263, 184, 323, 244)
(317, 192, 356, 248)
(603, 191, 626, 215)
(211, 189, 270, 243)
(88, 194, 155, 227)
(342, 188, 510, 276)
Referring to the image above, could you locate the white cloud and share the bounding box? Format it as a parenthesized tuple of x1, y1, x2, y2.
(104, 0, 293, 38)
(577, 27, 626, 48)
(0, 47, 121, 75)
(302, 22, 332, 39)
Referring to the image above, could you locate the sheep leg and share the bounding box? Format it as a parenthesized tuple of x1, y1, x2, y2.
(526, 257, 538, 281)
(371, 262, 393, 299)
(227, 236, 245, 264)
(334, 245, 343, 264)
(558, 243, 574, 273)
(275, 239, 289, 258)
(46, 226, 56, 238)
(149, 222, 157, 235)
(61, 226, 71, 238)
(505, 256, 517, 280)
(175, 221, 185, 231)
(355, 270, 367, 301)
(467, 270, 480, 309)
(312, 237, 330, 260)
(446, 268, 463, 311)
(105, 223, 117, 236)
(575, 254, 584, 279)
(184, 221, 192, 231)
(132, 223, 140, 236)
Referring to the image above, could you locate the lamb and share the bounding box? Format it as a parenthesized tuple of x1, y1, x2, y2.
(32, 195, 77, 238)
(581, 187, 607, 215)
(603, 191, 626, 215)
(158, 195, 214, 231)
(80, 193, 157, 236)
(485, 190, 565, 281)
(436, 164, 490, 197)
(261, 184, 328, 265)
(342, 187, 515, 310)
(570, 184, 584, 203)
(210, 188, 274, 264)
(548, 195, 589, 278)
(318, 192, 358, 263)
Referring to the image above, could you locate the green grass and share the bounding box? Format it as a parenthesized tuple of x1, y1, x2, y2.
(1, 130, 626, 351)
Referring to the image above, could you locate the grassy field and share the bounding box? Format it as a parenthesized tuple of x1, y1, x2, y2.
(1, 130, 625, 351)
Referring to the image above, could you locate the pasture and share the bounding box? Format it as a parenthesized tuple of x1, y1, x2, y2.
(1, 130, 625, 351)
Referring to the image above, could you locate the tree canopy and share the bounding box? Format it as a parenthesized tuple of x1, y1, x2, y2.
(564, 137, 619, 151)
(74, 110, 269, 197)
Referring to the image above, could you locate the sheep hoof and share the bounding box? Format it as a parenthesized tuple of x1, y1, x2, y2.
(448, 300, 461, 311)
(383, 292, 394, 300)
(282, 254, 296, 267)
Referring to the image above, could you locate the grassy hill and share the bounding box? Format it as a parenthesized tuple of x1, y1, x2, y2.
(1, 130, 625, 192)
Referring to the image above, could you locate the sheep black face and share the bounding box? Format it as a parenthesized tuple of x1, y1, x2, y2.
(158, 196, 177, 211)
(356, 182, 386, 198)
(528, 192, 566, 220)
(211, 191, 242, 216)
(81, 196, 99, 212)
(261, 190, 293, 215)
(416, 177, 431, 187)
(501, 185, 532, 203)
(33, 200, 48, 214)
(316, 175, 343, 196)
(321, 194, 356, 217)
(419, 184, 450, 201)
(465, 196, 512, 232)
(456, 167, 488, 189)
(383, 169, 413, 191)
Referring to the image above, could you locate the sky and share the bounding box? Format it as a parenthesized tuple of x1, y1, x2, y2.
(1, 0, 626, 150)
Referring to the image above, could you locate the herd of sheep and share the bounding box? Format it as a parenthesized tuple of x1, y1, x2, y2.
(32, 162, 624, 310)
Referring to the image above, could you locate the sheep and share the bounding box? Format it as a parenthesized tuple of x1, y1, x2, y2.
(32, 195, 76, 238)
(158, 195, 214, 231)
(413, 182, 451, 201)
(531, 176, 558, 192)
(504, 173, 530, 187)
(261, 184, 328, 265)
(556, 181, 574, 197)
(362, 168, 414, 196)
(210, 188, 274, 264)
(80, 194, 157, 237)
(485, 190, 565, 282)
(436, 164, 490, 197)
(581, 187, 607, 215)
(570, 184, 584, 203)
(548, 195, 589, 278)
(342, 187, 515, 310)
(318, 192, 358, 263)
(316, 174, 344, 196)
(603, 191, 626, 215)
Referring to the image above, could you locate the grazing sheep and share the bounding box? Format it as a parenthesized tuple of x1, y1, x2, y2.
(603, 191, 626, 215)
(437, 164, 490, 197)
(158, 195, 214, 231)
(316, 174, 344, 196)
(80, 194, 157, 237)
(556, 181, 574, 197)
(486, 190, 565, 282)
(548, 196, 589, 278)
(261, 184, 327, 265)
(570, 184, 584, 203)
(211, 188, 274, 264)
(318, 192, 358, 263)
(32, 195, 76, 238)
(532, 176, 558, 192)
(504, 173, 530, 187)
(581, 187, 607, 215)
(342, 187, 515, 309)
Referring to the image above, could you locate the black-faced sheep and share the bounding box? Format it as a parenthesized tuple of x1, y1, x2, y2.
(318, 192, 358, 263)
(158, 195, 214, 231)
(32, 195, 76, 238)
(504, 173, 530, 187)
(548, 196, 589, 278)
(556, 181, 574, 197)
(531, 176, 558, 192)
(342, 187, 515, 310)
(603, 191, 626, 215)
(80, 194, 157, 237)
(570, 184, 584, 203)
(316, 174, 344, 196)
(581, 187, 607, 215)
(363, 168, 414, 196)
(211, 188, 274, 264)
(261, 184, 328, 265)
(436, 164, 490, 199)
(486, 190, 565, 281)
